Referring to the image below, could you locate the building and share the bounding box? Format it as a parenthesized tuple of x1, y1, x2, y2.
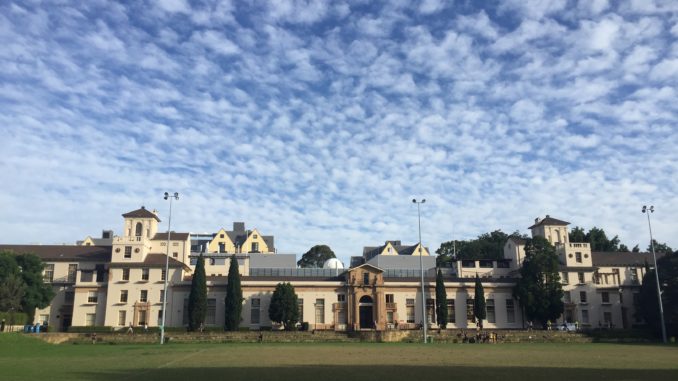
(0, 209, 654, 332)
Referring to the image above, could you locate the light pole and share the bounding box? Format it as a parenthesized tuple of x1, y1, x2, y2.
(412, 198, 427, 344)
(160, 192, 179, 345)
(642, 205, 667, 343)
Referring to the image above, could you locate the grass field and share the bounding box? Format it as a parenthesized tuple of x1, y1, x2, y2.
(1, 334, 676, 381)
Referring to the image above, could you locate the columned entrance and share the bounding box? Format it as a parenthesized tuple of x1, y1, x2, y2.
(359, 296, 374, 329)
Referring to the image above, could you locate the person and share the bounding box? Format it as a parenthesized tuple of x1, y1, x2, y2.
(258, 332, 264, 343)
(547, 320, 552, 331)
(144, 323, 148, 333)
(127, 322, 134, 335)
(91, 332, 97, 344)
(527, 320, 533, 332)
(575, 320, 580, 331)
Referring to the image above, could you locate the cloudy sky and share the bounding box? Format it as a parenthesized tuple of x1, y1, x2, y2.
(1, 0, 677, 264)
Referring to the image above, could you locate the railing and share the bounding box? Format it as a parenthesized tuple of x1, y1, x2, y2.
(249, 268, 345, 277)
(385, 303, 397, 310)
(568, 243, 590, 248)
(332, 302, 345, 311)
(113, 236, 145, 243)
(49, 276, 76, 284)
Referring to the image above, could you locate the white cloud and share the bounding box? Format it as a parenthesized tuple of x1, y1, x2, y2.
(155, 0, 190, 14)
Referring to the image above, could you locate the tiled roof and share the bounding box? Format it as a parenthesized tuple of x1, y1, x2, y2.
(528, 215, 570, 229)
(362, 243, 429, 259)
(592, 251, 663, 267)
(108, 254, 187, 269)
(122, 206, 161, 222)
(0, 245, 111, 262)
(152, 232, 191, 241)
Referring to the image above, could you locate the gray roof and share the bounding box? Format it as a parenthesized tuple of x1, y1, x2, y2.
(362, 242, 430, 260)
(152, 232, 191, 241)
(529, 215, 570, 229)
(591, 251, 662, 267)
(0, 245, 111, 262)
(122, 206, 161, 222)
(76, 238, 113, 246)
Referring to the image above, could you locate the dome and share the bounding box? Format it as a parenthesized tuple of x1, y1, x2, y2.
(323, 258, 345, 269)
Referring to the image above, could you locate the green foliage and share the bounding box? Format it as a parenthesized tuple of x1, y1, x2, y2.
(0, 310, 29, 325)
(437, 230, 526, 266)
(473, 274, 486, 325)
(224, 255, 244, 331)
(632, 244, 640, 253)
(647, 239, 673, 255)
(513, 237, 564, 325)
(435, 269, 447, 328)
(0, 251, 54, 319)
(268, 282, 299, 330)
(187, 255, 207, 331)
(638, 251, 678, 337)
(569, 226, 630, 252)
(297, 245, 336, 268)
(67, 326, 114, 333)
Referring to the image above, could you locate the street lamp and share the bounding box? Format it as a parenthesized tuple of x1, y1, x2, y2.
(412, 198, 427, 344)
(642, 205, 667, 343)
(160, 192, 179, 345)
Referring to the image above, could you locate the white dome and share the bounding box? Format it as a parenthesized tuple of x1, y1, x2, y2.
(323, 258, 345, 269)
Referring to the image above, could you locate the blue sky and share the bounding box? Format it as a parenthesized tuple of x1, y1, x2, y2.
(1, 0, 677, 264)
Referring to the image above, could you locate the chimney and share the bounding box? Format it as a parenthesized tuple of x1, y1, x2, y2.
(233, 222, 245, 232)
(534, 217, 540, 224)
(102, 230, 113, 239)
(545, 214, 550, 218)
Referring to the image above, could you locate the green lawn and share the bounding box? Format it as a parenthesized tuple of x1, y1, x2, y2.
(1, 334, 676, 381)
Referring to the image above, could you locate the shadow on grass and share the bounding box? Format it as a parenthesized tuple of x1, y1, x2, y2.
(78, 365, 678, 381)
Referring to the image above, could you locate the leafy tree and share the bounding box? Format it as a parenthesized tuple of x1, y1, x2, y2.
(297, 245, 336, 268)
(0, 252, 54, 320)
(224, 255, 243, 331)
(187, 255, 207, 331)
(632, 245, 641, 253)
(619, 244, 630, 252)
(435, 269, 448, 329)
(638, 251, 678, 337)
(513, 237, 564, 326)
(0, 273, 25, 312)
(647, 240, 673, 255)
(473, 274, 486, 328)
(268, 282, 299, 330)
(569, 227, 586, 243)
(586, 227, 621, 252)
(436, 230, 518, 264)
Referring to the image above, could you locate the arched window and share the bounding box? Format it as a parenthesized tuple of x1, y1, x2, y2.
(359, 295, 373, 304)
(135, 222, 143, 237)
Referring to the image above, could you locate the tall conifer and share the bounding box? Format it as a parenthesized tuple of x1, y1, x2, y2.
(187, 254, 207, 331)
(435, 269, 448, 329)
(224, 255, 243, 331)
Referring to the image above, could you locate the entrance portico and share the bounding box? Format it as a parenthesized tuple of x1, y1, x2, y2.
(346, 264, 386, 331)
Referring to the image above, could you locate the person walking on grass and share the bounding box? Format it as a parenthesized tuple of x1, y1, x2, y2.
(127, 322, 134, 335)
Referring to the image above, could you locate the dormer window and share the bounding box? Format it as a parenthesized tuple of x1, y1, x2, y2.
(363, 272, 369, 285)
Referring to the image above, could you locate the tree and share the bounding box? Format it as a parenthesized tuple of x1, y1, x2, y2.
(647, 240, 673, 255)
(436, 230, 516, 264)
(569, 226, 586, 243)
(1, 252, 54, 319)
(224, 255, 243, 331)
(632, 245, 641, 253)
(0, 273, 25, 312)
(268, 282, 299, 330)
(513, 236, 564, 326)
(473, 274, 486, 328)
(618, 244, 630, 252)
(297, 245, 336, 268)
(638, 251, 678, 337)
(435, 269, 448, 329)
(187, 255, 207, 331)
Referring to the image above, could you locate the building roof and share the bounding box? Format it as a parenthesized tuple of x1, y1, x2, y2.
(506, 236, 526, 245)
(362, 242, 430, 260)
(76, 237, 113, 246)
(528, 215, 570, 229)
(152, 232, 191, 241)
(591, 251, 663, 267)
(0, 245, 111, 262)
(108, 254, 188, 269)
(122, 206, 161, 222)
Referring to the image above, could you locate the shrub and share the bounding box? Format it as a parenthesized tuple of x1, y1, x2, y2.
(0, 311, 29, 325)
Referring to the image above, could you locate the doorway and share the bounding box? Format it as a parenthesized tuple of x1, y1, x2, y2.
(359, 295, 374, 329)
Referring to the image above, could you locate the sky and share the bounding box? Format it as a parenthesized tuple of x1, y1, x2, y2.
(1, 0, 677, 265)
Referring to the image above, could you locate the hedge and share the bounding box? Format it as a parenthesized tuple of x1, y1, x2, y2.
(0, 311, 29, 325)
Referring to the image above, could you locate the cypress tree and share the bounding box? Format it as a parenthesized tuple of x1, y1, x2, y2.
(268, 282, 299, 330)
(435, 269, 448, 329)
(224, 255, 243, 331)
(187, 254, 207, 331)
(474, 274, 486, 329)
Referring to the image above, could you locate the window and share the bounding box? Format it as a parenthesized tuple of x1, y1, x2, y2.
(603, 311, 612, 326)
(141, 268, 149, 281)
(298, 298, 304, 322)
(479, 260, 493, 268)
(86, 313, 96, 327)
(43, 264, 54, 282)
(447, 300, 455, 323)
(426, 299, 435, 324)
(466, 299, 475, 322)
(220, 234, 225, 238)
(157, 310, 163, 325)
(64, 291, 74, 304)
(387, 311, 394, 324)
(95, 265, 105, 282)
(161, 269, 166, 281)
(138, 310, 147, 326)
(140, 290, 148, 303)
(251, 298, 260, 324)
(564, 291, 571, 303)
(385, 294, 394, 304)
(575, 252, 582, 263)
(124, 246, 132, 258)
(581, 309, 589, 324)
(67, 264, 78, 282)
(173, 252, 178, 258)
(602, 292, 610, 304)
(315, 299, 325, 324)
(561, 272, 568, 284)
(406, 299, 415, 323)
(251, 242, 259, 252)
(120, 290, 128, 303)
(81, 271, 93, 282)
(172, 242, 179, 246)
(631, 268, 639, 284)
(87, 291, 98, 303)
(118, 310, 126, 326)
(39, 314, 49, 324)
(160, 290, 165, 304)
(363, 272, 370, 285)
(487, 299, 495, 323)
(206, 299, 216, 325)
(506, 299, 515, 323)
(122, 268, 130, 281)
(461, 260, 476, 268)
(135, 222, 142, 237)
(219, 243, 225, 253)
(338, 294, 346, 302)
(496, 261, 510, 268)
(578, 272, 585, 284)
(579, 291, 587, 304)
